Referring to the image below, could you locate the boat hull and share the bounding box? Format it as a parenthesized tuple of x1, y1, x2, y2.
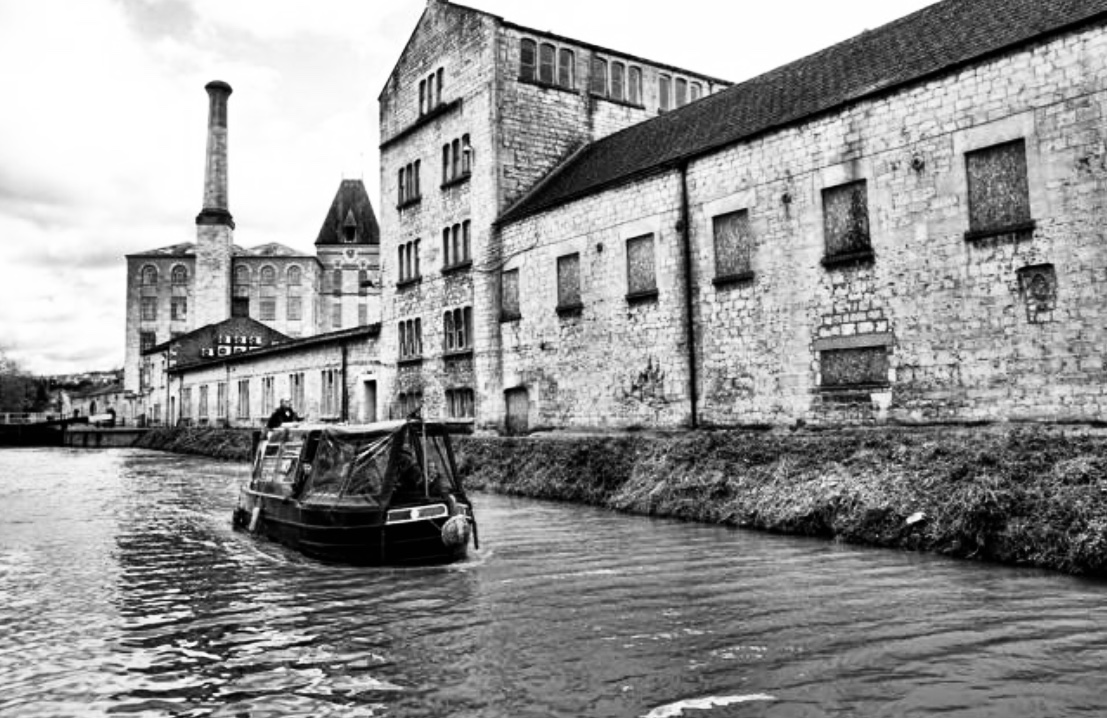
(233, 490, 469, 566)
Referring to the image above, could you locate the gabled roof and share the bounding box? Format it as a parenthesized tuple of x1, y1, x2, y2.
(499, 0, 1107, 225)
(315, 179, 380, 246)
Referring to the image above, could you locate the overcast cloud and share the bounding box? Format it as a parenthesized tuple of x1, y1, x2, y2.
(0, 0, 935, 375)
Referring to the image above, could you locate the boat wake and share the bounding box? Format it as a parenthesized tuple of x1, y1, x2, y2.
(642, 693, 776, 718)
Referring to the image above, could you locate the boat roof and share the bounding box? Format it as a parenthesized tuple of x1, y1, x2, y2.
(266, 419, 464, 440)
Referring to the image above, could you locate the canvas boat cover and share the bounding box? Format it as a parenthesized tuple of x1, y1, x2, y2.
(269, 422, 461, 508)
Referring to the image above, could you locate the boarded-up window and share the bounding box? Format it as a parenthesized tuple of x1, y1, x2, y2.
(520, 39, 536, 81)
(558, 49, 574, 88)
(501, 268, 520, 321)
(626, 234, 657, 297)
(557, 253, 581, 309)
(822, 180, 871, 259)
(712, 210, 753, 280)
(539, 43, 555, 84)
(287, 295, 301, 321)
(820, 347, 888, 387)
(966, 139, 1031, 235)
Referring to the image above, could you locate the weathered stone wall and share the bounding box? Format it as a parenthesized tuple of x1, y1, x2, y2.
(124, 254, 196, 394)
(498, 22, 1107, 428)
(378, 1, 498, 422)
(377, 1, 729, 430)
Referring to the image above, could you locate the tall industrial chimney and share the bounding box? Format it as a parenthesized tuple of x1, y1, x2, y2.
(194, 80, 235, 327)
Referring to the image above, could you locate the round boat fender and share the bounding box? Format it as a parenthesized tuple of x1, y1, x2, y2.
(441, 514, 471, 547)
(248, 506, 262, 533)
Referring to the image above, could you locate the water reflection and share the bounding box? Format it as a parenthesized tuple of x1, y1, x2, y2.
(2, 448, 1107, 717)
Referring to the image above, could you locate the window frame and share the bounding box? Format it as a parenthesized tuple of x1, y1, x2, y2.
(964, 138, 1035, 241)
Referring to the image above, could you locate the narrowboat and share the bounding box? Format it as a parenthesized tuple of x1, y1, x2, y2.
(232, 419, 477, 565)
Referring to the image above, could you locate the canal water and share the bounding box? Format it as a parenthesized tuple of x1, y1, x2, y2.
(2, 448, 1107, 717)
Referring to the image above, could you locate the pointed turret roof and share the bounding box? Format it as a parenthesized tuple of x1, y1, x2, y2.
(315, 179, 380, 246)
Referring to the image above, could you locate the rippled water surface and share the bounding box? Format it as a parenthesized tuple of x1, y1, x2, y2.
(2, 448, 1107, 717)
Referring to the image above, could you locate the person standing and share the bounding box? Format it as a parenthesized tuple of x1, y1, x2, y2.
(266, 398, 300, 429)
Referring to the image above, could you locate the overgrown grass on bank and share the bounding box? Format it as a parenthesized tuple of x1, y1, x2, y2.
(455, 427, 1107, 576)
(134, 427, 256, 461)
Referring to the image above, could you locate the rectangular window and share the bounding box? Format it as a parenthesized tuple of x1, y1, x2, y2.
(180, 388, 192, 421)
(287, 295, 302, 321)
(332, 303, 342, 330)
(558, 49, 574, 88)
(398, 318, 423, 360)
(444, 306, 472, 353)
(199, 385, 209, 419)
(419, 78, 426, 115)
(626, 234, 657, 298)
(140, 331, 156, 352)
(261, 376, 275, 416)
(446, 388, 475, 419)
(628, 66, 642, 105)
(712, 209, 753, 281)
(556, 253, 582, 310)
(820, 346, 889, 388)
(966, 139, 1032, 237)
(358, 303, 368, 326)
(822, 180, 872, 261)
(520, 38, 536, 82)
(231, 297, 249, 318)
(170, 297, 187, 321)
(259, 297, 276, 321)
(539, 43, 555, 84)
(141, 297, 157, 321)
(659, 74, 671, 111)
(591, 57, 607, 96)
(289, 372, 305, 413)
(610, 62, 625, 101)
(216, 382, 227, 418)
(399, 240, 421, 282)
(501, 268, 520, 321)
(236, 379, 250, 419)
(461, 134, 471, 175)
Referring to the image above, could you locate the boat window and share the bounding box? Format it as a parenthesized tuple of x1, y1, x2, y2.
(300, 431, 391, 505)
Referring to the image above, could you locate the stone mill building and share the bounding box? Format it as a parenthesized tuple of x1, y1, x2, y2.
(129, 0, 1107, 432)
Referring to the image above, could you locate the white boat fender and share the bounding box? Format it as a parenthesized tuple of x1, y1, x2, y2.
(441, 514, 471, 547)
(248, 506, 262, 533)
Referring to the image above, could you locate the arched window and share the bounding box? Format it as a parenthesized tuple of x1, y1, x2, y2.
(141, 265, 158, 286)
(539, 43, 555, 84)
(260, 265, 276, 285)
(520, 39, 537, 82)
(558, 49, 575, 88)
(287, 265, 302, 286)
(171, 265, 187, 285)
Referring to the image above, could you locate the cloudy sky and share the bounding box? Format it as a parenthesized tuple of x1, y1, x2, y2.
(0, 0, 937, 376)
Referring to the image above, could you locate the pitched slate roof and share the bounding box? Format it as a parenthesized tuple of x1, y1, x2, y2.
(126, 242, 195, 258)
(499, 0, 1107, 225)
(315, 179, 380, 246)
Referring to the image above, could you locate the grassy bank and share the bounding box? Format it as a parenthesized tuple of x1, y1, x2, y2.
(133, 426, 256, 461)
(131, 424, 1107, 575)
(456, 427, 1107, 576)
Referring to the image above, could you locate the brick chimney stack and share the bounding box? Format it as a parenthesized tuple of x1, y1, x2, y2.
(194, 80, 235, 327)
(197, 80, 234, 228)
